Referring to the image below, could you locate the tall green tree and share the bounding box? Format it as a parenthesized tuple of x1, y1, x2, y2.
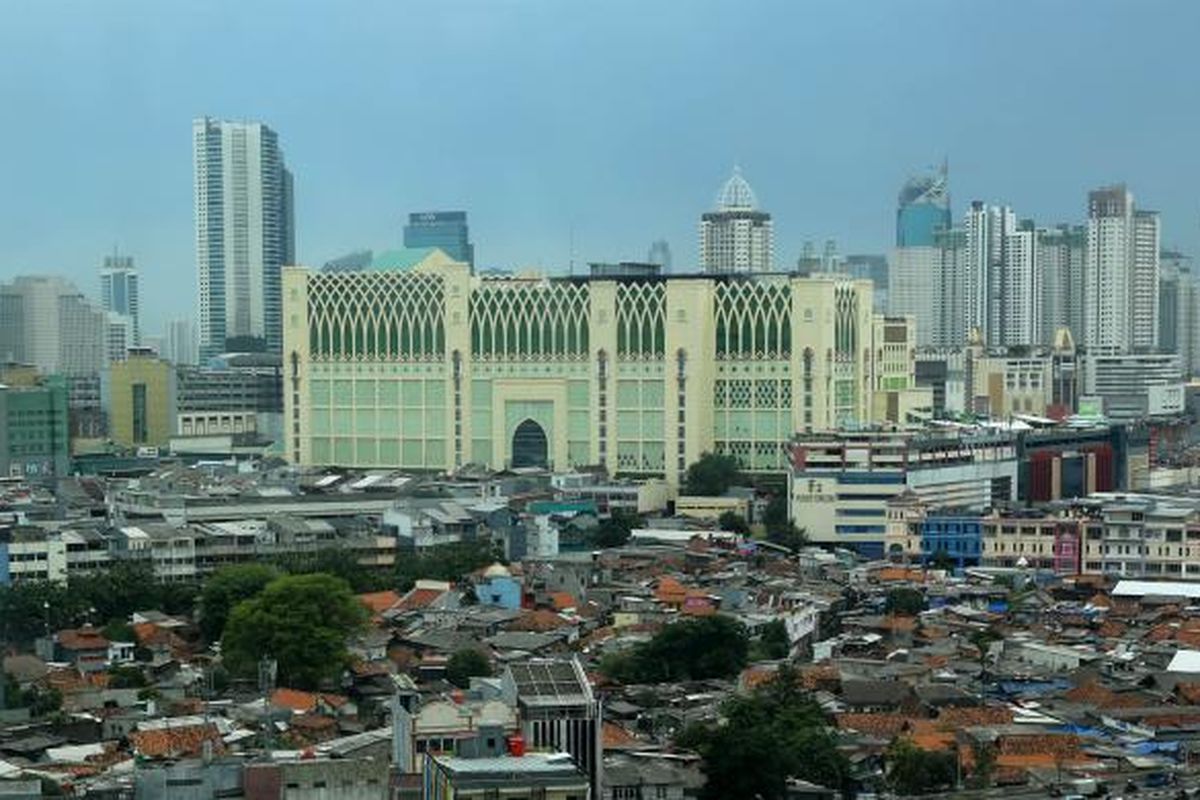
(680, 667, 850, 799)
(763, 494, 789, 531)
(198, 563, 281, 642)
(885, 587, 927, 616)
(683, 453, 740, 496)
(752, 619, 791, 661)
(395, 540, 502, 592)
(601, 615, 750, 684)
(445, 648, 492, 689)
(220, 573, 368, 690)
(887, 738, 958, 795)
(272, 547, 390, 593)
(73, 560, 196, 622)
(717, 511, 750, 535)
(0, 581, 83, 644)
(592, 510, 643, 548)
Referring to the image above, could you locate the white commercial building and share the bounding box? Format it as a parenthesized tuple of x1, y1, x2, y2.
(99, 253, 140, 346)
(194, 117, 294, 358)
(164, 318, 199, 366)
(698, 167, 773, 273)
(0, 276, 107, 377)
(1084, 185, 1160, 352)
(1081, 351, 1183, 421)
(1001, 223, 1041, 347)
(1038, 225, 1087, 345)
(888, 247, 941, 346)
(788, 429, 1018, 558)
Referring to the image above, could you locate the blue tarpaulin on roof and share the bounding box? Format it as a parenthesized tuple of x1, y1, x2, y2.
(996, 678, 1073, 697)
(1048, 724, 1108, 739)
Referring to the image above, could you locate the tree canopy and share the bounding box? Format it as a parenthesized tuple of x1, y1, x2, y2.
(591, 510, 642, 549)
(683, 453, 740, 497)
(271, 547, 390, 593)
(717, 511, 749, 536)
(220, 573, 367, 690)
(679, 668, 850, 799)
(0, 561, 197, 645)
(601, 615, 749, 684)
(751, 619, 791, 661)
(885, 587, 927, 616)
(445, 648, 492, 689)
(887, 738, 958, 795)
(198, 563, 281, 642)
(762, 494, 807, 552)
(395, 540, 502, 592)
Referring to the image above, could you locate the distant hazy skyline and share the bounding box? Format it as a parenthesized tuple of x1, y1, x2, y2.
(2, 0, 1199, 332)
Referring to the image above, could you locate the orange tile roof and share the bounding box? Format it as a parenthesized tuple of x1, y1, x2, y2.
(270, 688, 349, 713)
(908, 728, 955, 752)
(937, 706, 1013, 728)
(654, 577, 688, 606)
(548, 592, 577, 611)
(995, 733, 1080, 760)
(875, 567, 925, 583)
(57, 626, 109, 652)
(602, 721, 641, 750)
(396, 587, 444, 611)
(835, 713, 910, 738)
(358, 590, 401, 614)
(1063, 682, 1145, 709)
(129, 723, 225, 759)
(507, 609, 573, 632)
(800, 663, 840, 691)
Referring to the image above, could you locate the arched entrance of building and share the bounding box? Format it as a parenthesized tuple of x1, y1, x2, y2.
(511, 418, 549, 468)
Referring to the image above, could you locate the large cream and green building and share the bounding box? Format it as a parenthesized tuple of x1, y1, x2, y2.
(282, 251, 922, 487)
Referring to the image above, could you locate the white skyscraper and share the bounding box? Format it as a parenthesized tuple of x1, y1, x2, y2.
(1000, 221, 1042, 347)
(194, 117, 294, 358)
(698, 167, 773, 273)
(1132, 209, 1161, 350)
(99, 252, 140, 346)
(962, 202, 1013, 345)
(1038, 225, 1087, 345)
(105, 312, 135, 363)
(165, 318, 199, 366)
(1084, 185, 1159, 352)
(0, 276, 107, 376)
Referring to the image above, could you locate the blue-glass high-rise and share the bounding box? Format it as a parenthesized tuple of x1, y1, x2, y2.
(896, 168, 950, 247)
(403, 211, 474, 268)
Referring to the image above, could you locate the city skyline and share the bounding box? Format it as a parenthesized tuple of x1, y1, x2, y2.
(2, 1, 1200, 333)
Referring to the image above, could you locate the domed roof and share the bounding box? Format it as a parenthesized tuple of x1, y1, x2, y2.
(716, 166, 758, 211)
(483, 562, 511, 578)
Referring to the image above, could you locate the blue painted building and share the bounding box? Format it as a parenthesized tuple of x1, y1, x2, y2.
(0, 538, 8, 586)
(920, 515, 982, 570)
(475, 563, 522, 610)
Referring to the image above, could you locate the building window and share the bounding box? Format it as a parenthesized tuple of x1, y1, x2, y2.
(131, 383, 148, 444)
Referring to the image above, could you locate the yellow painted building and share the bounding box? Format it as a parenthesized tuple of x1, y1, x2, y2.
(282, 253, 916, 486)
(108, 352, 175, 448)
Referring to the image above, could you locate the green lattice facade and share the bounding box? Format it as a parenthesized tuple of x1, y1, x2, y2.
(284, 253, 911, 485)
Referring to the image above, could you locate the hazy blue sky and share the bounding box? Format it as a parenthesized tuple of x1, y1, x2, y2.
(2, 0, 1198, 332)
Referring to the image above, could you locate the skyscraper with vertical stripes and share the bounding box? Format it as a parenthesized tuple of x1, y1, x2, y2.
(194, 118, 294, 358)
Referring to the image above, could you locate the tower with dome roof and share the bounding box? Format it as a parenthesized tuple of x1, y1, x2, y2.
(698, 166, 774, 273)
